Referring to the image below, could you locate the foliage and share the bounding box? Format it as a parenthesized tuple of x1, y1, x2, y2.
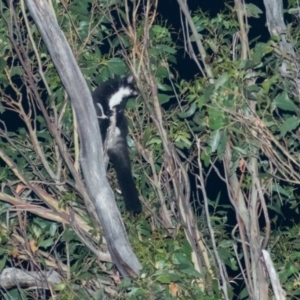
(0, 0, 300, 299)
(174, 0, 300, 298)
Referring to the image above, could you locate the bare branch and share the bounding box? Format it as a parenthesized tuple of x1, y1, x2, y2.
(24, 0, 141, 277)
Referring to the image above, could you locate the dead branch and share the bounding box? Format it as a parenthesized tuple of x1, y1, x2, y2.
(0, 268, 61, 289)
(262, 250, 286, 300)
(24, 0, 141, 277)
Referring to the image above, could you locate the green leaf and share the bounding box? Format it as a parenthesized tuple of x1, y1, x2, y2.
(156, 45, 176, 54)
(280, 116, 300, 137)
(246, 3, 263, 18)
(107, 58, 127, 75)
(146, 137, 162, 146)
(5, 288, 22, 300)
(0, 57, 6, 70)
(173, 252, 193, 267)
(209, 130, 221, 152)
(243, 84, 260, 100)
(272, 183, 291, 197)
(119, 278, 132, 288)
(262, 79, 271, 93)
(239, 287, 249, 299)
(239, 59, 258, 70)
(127, 288, 147, 298)
(214, 73, 228, 91)
(32, 225, 42, 238)
(68, 2, 89, 16)
(38, 238, 54, 249)
(175, 134, 192, 148)
(126, 98, 137, 109)
(232, 146, 247, 155)
(151, 25, 170, 39)
(203, 84, 214, 102)
(156, 273, 181, 284)
(252, 43, 268, 63)
(267, 204, 284, 217)
(207, 107, 225, 130)
(151, 283, 165, 293)
(137, 219, 151, 237)
(0, 256, 7, 272)
(50, 223, 58, 236)
(158, 93, 172, 104)
(169, 273, 182, 282)
(217, 130, 227, 158)
(179, 267, 201, 277)
(11, 66, 23, 76)
(207, 40, 219, 53)
(156, 274, 171, 283)
(201, 150, 210, 168)
(273, 91, 298, 112)
(62, 228, 78, 243)
(55, 283, 67, 291)
(178, 102, 197, 118)
(229, 257, 238, 271)
(142, 128, 152, 145)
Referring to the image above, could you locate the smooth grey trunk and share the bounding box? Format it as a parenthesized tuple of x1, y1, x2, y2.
(24, 0, 141, 277)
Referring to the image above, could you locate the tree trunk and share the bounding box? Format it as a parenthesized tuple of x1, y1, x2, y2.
(24, 0, 141, 277)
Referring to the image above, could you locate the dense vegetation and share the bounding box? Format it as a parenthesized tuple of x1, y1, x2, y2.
(0, 0, 300, 299)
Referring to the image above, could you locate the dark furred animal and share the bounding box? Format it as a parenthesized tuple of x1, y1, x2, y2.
(92, 75, 142, 214)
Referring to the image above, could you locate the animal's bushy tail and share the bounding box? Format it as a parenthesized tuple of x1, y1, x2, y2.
(108, 145, 142, 214)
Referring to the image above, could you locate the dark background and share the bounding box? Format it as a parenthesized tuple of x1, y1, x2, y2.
(157, 0, 270, 80)
(157, 3, 297, 298)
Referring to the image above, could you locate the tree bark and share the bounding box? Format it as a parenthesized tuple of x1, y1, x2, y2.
(24, 0, 141, 277)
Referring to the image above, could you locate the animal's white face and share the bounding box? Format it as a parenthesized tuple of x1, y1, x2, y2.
(109, 86, 135, 109)
(108, 75, 137, 109)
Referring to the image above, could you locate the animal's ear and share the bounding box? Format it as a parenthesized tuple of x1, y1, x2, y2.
(126, 74, 134, 84)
